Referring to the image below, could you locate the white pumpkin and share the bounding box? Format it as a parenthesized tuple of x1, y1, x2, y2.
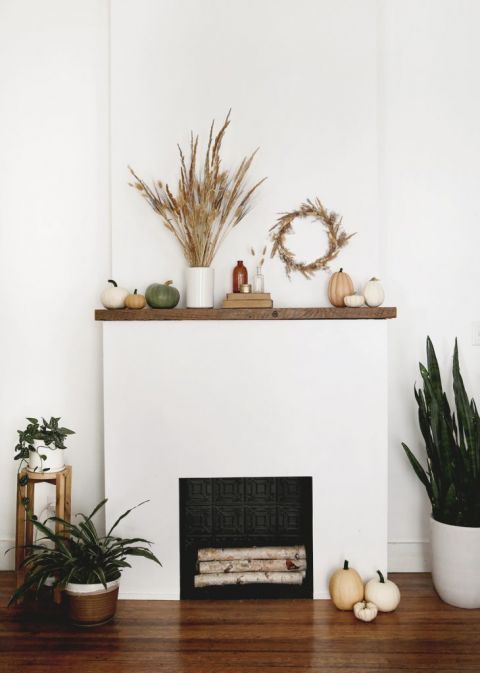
(353, 600, 378, 622)
(364, 570, 400, 612)
(101, 279, 129, 309)
(344, 294, 365, 308)
(363, 278, 385, 307)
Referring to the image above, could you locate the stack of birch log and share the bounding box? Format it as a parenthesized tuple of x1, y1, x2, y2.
(194, 545, 307, 587)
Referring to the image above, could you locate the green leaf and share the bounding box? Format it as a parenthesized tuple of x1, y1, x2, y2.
(107, 500, 149, 537)
(426, 336, 443, 401)
(402, 443, 432, 501)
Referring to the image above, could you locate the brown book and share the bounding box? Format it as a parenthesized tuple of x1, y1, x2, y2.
(226, 293, 271, 301)
(222, 299, 273, 309)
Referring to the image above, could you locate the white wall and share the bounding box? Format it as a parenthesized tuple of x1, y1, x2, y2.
(111, 0, 381, 305)
(0, 0, 110, 566)
(2, 0, 480, 573)
(381, 0, 480, 569)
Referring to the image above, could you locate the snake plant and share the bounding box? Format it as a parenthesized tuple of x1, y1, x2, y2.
(402, 337, 480, 527)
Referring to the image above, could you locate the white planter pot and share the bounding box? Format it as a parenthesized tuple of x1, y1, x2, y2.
(186, 267, 214, 308)
(65, 579, 120, 595)
(430, 516, 480, 608)
(28, 441, 65, 473)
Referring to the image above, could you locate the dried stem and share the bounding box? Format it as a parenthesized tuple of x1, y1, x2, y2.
(129, 113, 266, 267)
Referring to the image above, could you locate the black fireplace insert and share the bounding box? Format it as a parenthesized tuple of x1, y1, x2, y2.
(179, 476, 313, 599)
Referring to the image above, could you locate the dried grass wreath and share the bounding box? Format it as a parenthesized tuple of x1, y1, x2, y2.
(270, 198, 355, 278)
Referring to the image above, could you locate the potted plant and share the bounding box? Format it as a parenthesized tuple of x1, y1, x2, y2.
(402, 337, 480, 608)
(9, 498, 161, 625)
(129, 112, 266, 308)
(14, 417, 75, 474)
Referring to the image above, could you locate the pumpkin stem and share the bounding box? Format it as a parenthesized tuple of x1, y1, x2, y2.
(339, 268, 343, 273)
(164, 280, 173, 286)
(107, 279, 118, 287)
(377, 570, 385, 583)
(343, 560, 349, 570)
(133, 289, 138, 294)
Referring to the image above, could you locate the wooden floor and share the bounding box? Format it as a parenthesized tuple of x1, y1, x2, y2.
(1, 572, 479, 673)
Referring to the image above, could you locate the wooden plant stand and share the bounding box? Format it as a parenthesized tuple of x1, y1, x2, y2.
(15, 465, 72, 603)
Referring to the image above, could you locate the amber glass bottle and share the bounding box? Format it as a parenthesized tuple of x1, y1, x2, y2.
(233, 261, 248, 293)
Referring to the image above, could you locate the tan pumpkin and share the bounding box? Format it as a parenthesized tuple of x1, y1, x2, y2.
(329, 559, 364, 610)
(125, 289, 146, 310)
(328, 269, 354, 307)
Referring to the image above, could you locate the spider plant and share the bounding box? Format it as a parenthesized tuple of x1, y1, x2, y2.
(9, 498, 161, 605)
(402, 337, 480, 527)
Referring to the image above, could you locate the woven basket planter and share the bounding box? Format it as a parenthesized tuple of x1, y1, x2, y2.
(65, 580, 120, 626)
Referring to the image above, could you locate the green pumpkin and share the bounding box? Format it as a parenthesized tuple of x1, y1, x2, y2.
(145, 281, 180, 309)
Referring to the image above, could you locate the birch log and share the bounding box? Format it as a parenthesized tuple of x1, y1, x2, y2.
(199, 559, 307, 574)
(197, 545, 306, 562)
(194, 571, 305, 588)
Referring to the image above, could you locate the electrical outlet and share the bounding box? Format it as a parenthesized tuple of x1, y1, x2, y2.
(46, 502, 56, 516)
(472, 322, 480, 346)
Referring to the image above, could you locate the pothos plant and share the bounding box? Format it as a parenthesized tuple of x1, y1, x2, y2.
(14, 417, 75, 510)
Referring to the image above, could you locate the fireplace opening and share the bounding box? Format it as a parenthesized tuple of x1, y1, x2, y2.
(179, 477, 313, 599)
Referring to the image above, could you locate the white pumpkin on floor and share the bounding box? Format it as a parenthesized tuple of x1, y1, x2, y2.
(364, 570, 400, 612)
(353, 600, 378, 622)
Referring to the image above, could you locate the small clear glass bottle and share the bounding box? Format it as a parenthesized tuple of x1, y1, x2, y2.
(253, 266, 264, 293)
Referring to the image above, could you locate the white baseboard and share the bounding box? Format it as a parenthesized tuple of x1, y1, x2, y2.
(0, 539, 15, 570)
(118, 591, 179, 600)
(118, 590, 332, 600)
(388, 540, 430, 572)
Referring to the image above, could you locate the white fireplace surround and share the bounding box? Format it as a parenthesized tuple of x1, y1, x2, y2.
(103, 319, 388, 599)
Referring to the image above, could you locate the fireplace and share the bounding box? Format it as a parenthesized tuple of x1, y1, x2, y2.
(179, 477, 313, 599)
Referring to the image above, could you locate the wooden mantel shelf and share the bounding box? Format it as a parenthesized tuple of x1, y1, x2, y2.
(95, 307, 397, 321)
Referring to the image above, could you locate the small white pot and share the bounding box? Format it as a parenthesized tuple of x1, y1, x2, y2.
(28, 441, 65, 473)
(430, 516, 480, 608)
(186, 267, 214, 308)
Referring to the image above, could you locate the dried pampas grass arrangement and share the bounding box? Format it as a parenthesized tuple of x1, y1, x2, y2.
(129, 112, 266, 268)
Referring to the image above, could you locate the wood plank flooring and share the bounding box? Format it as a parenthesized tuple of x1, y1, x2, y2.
(1, 571, 479, 673)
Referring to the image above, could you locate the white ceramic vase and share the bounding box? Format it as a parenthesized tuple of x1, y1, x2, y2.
(186, 267, 214, 308)
(28, 441, 65, 473)
(430, 516, 480, 608)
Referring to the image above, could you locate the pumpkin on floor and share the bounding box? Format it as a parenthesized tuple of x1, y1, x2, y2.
(125, 289, 146, 309)
(328, 269, 354, 307)
(353, 600, 378, 622)
(364, 570, 400, 612)
(329, 559, 364, 610)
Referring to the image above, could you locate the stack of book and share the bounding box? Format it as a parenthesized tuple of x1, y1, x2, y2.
(222, 292, 273, 309)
